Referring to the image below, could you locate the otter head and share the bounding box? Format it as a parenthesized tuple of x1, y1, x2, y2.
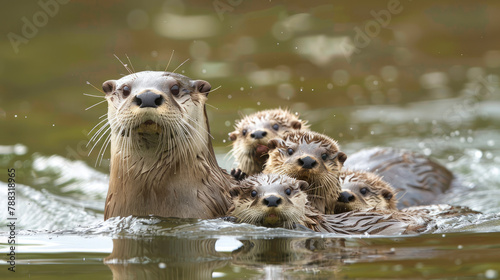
(228, 174, 312, 229)
(263, 131, 347, 214)
(264, 130, 346, 188)
(102, 71, 211, 165)
(335, 171, 397, 213)
(228, 109, 308, 175)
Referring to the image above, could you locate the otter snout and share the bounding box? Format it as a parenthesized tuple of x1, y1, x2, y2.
(134, 91, 164, 108)
(338, 191, 355, 203)
(298, 156, 317, 169)
(250, 130, 267, 139)
(263, 195, 282, 207)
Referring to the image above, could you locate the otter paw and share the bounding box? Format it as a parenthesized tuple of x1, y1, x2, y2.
(231, 168, 248, 181)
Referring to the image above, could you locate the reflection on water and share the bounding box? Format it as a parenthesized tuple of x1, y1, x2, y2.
(5, 218, 500, 279)
(105, 237, 229, 279)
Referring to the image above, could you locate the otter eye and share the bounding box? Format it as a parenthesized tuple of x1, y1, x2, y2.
(321, 153, 328, 160)
(251, 190, 258, 197)
(384, 193, 393, 200)
(272, 124, 279, 131)
(242, 129, 247, 136)
(170, 84, 180, 96)
(285, 188, 292, 196)
(122, 86, 131, 97)
(287, 148, 294, 155)
(360, 188, 368, 195)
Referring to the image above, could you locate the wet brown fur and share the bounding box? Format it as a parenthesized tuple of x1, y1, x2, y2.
(228, 174, 417, 235)
(229, 109, 308, 175)
(101, 71, 233, 220)
(263, 131, 347, 214)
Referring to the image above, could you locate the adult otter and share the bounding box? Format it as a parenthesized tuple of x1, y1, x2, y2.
(227, 174, 420, 235)
(101, 71, 233, 220)
(229, 109, 308, 176)
(263, 130, 347, 214)
(335, 170, 398, 213)
(344, 147, 459, 208)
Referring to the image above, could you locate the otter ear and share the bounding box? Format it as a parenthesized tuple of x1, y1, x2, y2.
(229, 132, 237, 141)
(229, 186, 241, 198)
(193, 80, 211, 96)
(337, 152, 347, 164)
(290, 120, 302, 130)
(296, 180, 309, 191)
(382, 190, 393, 201)
(267, 138, 283, 150)
(102, 80, 116, 95)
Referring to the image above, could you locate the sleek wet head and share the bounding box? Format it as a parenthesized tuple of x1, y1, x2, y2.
(335, 170, 397, 213)
(229, 109, 309, 175)
(101, 71, 232, 220)
(263, 130, 347, 214)
(228, 174, 311, 229)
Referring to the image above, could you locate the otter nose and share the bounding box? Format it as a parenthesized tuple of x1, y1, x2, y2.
(298, 156, 317, 169)
(134, 91, 164, 108)
(338, 191, 355, 203)
(250, 130, 267, 139)
(263, 195, 281, 207)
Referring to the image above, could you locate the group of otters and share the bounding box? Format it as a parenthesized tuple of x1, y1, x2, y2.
(101, 71, 479, 235)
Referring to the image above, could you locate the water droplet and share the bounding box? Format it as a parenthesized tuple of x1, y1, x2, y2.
(327, 83, 333, 89)
(159, 262, 167, 269)
(257, 102, 261, 106)
(486, 269, 498, 279)
(222, 139, 226, 143)
(457, 245, 463, 249)
(52, 124, 55, 127)
(202, 69, 206, 73)
(14, 115, 17, 118)
(370, 131, 374, 135)
(224, 121, 231, 127)
(276, 42, 279, 46)
(228, 95, 232, 99)
(448, 155, 454, 161)
(442, 234, 446, 237)
(311, 88, 314, 91)
(240, 87, 244, 91)
(487, 140, 495, 147)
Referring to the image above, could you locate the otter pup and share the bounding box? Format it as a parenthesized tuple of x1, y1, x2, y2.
(229, 109, 308, 176)
(101, 71, 233, 220)
(344, 147, 459, 208)
(227, 174, 418, 235)
(335, 170, 398, 213)
(335, 171, 480, 218)
(263, 131, 347, 214)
